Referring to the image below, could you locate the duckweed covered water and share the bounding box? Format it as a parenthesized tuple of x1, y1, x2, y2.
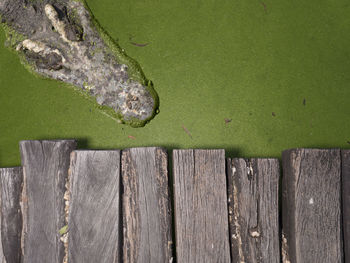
(1, 0, 349, 166)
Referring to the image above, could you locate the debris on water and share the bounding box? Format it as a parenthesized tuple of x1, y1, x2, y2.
(182, 125, 192, 139)
(129, 34, 149, 47)
(224, 118, 232, 124)
(130, 41, 149, 47)
(260, 2, 267, 13)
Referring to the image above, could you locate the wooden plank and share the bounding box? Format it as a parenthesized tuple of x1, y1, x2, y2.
(0, 167, 23, 263)
(122, 147, 173, 263)
(19, 140, 76, 263)
(0, 186, 5, 263)
(68, 150, 121, 262)
(227, 158, 280, 263)
(342, 150, 350, 263)
(282, 149, 342, 263)
(173, 149, 230, 263)
(0, 223, 4, 263)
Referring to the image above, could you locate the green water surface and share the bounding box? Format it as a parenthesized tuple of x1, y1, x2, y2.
(1, 0, 349, 166)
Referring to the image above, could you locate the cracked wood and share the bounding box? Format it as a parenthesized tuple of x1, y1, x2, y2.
(68, 150, 121, 262)
(227, 158, 280, 263)
(19, 140, 76, 263)
(173, 149, 230, 263)
(0, 167, 23, 263)
(122, 147, 173, 262)
(282, 149, 342, 263)
(342, 150, 350, 263)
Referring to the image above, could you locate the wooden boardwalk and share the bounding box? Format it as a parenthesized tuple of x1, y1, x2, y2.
(0, 140, 349, 263)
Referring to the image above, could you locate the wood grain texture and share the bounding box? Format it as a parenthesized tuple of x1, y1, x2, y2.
(227, 158, 280, 263)
(122, 147, 173, 263)
(19, 140, 76, 263)
(0, 167, 23, 263)
(0, 217, 4, 263)
(282, 149, 342, 263)
(342, 150, 350, 263)
(173, 149, 230, 263)
(68, 150, 121, 262)
(0, 219, 4, 263)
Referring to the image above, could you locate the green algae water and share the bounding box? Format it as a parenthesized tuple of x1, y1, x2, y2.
(1, 0, 350, 166)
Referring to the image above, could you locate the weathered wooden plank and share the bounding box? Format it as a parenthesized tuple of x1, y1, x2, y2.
(227, 158, 280, 263)
(0, 219, 4, 263)
(19, 140, 76, 263)
(0, 167, 23, 263)
(0, 220, 4, 263)
(173, 149, 230, 263)
(68, 150, 121, 262)
(282, 149, 342, 263)
(342, 150, 350, 263)
(122, 147, 173, 263)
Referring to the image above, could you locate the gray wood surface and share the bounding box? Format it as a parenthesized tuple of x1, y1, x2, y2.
(282, 148, 342, 263)
(0, 167, 23, 263)
(173, 149, 230, 263)
(0, 218, 4, 263)
(0, 217, 4, 263)
(68, 150, 121, 262)
(19, 140, 76, 263)
(227, 158, 280, 263)
(0, 186, 4, 263)
(342, 150, 350, 263)
(122, 147, 173, 263)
